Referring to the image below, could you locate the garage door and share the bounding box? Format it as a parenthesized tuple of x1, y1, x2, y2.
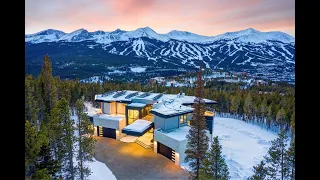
(157, 142, 173, 161)
(97, 126, 116, 139)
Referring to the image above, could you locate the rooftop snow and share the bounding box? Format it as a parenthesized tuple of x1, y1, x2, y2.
(95, 90, 140, 102)
(126, 103, 147, 108)
(122, 120, 152, 133)
(93, 114, 125, 121)
(157, 125, 191, 141)
(95, 90, 217, 116)
(150, 94, 215, 116)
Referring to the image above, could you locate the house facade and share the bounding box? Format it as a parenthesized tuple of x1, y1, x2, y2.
(88, 90, 217, 166)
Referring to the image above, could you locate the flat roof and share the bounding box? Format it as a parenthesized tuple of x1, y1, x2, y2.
(95, 90, 141, 103)
(122, 120, 153, 133)
(95, 90, 217, 117)
(126, 103, 147, 108)
(95, 90, 217, 104)
(93, 114, 125, 121)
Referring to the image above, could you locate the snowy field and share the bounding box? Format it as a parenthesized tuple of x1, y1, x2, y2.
(181, 116, 278, 180)
(88, 158, 117, 180)
(130, 67, 146, 73)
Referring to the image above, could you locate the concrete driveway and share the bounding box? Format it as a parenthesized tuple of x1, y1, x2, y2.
(94, 137, 188, 180)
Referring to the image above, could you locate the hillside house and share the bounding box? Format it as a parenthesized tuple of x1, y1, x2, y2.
(88, 90, 217, 166)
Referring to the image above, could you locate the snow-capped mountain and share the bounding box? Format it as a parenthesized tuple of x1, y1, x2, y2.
(25, 27, 294, 44)
(25, 27, 295, 82)
(59, 28, 94, 42)
(25, 29, 66, 43)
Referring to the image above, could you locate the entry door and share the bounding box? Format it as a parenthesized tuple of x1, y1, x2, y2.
(128, 109, 139, 124)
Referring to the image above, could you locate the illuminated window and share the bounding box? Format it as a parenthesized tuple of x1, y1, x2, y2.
(180, 114, 187, 124)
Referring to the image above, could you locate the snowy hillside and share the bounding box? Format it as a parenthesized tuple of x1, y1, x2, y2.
(25, 27, 295, 82)
(181, 116, 278, 180)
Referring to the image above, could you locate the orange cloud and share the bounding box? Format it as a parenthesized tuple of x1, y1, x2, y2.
(25, 0, 295, 37)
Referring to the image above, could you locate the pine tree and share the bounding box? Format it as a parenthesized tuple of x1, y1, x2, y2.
(248, 161, 268, 180)
(75, 99, 97, 180)
(266, 104, 273, 129)
(36, 130, 61, 179)
(244, 92, 254, 120)
(49, 98, 75, 179)
(259, 98, 268, 123)
(25, 75, 39, 125)
(230, 95, 240, 115)
(276, 108, 286, 130)
(284, 139, 295, 180)
(33, 168, 52, 180)
(200, 136, 230, 180)
(185, 60, 209, 180)
(264, 130, 288, 180)
(290, 112, 295, 138)
(38, 54, 58, 121)
(25, 120, 47, 177)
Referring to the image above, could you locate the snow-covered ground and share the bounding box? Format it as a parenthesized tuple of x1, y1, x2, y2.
(181, 116, 278, 180)
(71, 113, 117, 180)
(130, 67, 146, 73)
(88, 158, 117, 180)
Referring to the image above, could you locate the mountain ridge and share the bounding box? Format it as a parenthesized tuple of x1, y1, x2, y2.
(25, 27, 295, 44)
(25, 27, 295, 83)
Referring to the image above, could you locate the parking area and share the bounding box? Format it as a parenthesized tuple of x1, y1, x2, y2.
(94, 137, 188, 180)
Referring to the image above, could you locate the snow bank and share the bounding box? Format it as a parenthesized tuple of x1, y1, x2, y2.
(181, 116, 278, 180)
(89, 158, 117, 180)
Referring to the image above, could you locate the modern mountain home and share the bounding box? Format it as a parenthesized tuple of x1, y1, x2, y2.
(88, 90, 217, 166)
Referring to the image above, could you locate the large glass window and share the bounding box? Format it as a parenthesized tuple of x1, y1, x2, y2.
(180, 114, 187, 124)
(128, 109, 139, 124)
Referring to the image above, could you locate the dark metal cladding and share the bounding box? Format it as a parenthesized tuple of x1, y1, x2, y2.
(125, 91, 140, 99)
(137, 90, 153, 98)
(101, 90, 116, 97)
(152, 91, 166, 101)
(113, 90, 127, 98)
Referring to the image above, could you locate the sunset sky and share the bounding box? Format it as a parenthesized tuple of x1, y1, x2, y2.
(25, 0, 295, 37)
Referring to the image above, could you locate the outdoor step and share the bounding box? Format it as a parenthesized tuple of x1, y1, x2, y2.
(135, 139, 153, 149)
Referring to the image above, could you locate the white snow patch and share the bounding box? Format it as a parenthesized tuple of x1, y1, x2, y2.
(89, 158, 117, 180)
(130, 67, 146, 73)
